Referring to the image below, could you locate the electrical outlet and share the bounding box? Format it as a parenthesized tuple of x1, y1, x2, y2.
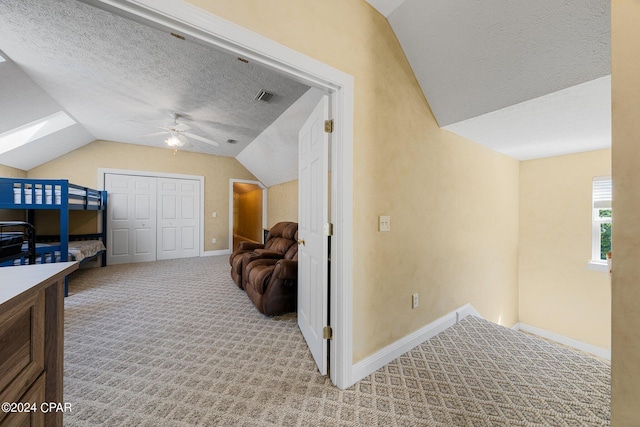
(212, 212, 217, 218)
(412, 293, 419, 309)
(212, 238, 217, 244)
(379, 215, 391, 232)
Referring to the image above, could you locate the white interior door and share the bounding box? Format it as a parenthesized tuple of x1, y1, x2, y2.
(298, 95, 330, 375)
(105, 174, 157, 265)
(157, 178, 200, 260)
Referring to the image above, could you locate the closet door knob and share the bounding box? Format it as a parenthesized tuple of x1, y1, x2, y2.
(297, 239, 305, 246)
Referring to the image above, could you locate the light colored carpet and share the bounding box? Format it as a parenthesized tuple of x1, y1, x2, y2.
(63, 256, 610, 426)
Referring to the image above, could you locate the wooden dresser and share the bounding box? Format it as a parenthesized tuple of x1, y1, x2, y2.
(0, 262, 77, 427)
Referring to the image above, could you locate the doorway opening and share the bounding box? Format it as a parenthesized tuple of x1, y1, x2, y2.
(231, 180, 266, 251)
(90, 0, 355, 389)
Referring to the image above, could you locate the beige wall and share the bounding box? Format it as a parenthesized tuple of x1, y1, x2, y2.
(611, 1, 640, 424)
(0, 164, 27, 178)
(267, 179, 298, 227)
(188, 0, 521, 362)
(519, 149, 611, 349)
(27, 140, 256, 251)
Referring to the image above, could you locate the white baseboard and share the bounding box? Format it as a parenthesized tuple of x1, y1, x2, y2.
(512, 322, 611, 360)
(351, 303, 481, 384)
(202, 249, 232, 257)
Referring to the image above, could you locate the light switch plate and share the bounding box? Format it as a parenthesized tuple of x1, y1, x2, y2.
(379, 215, 391, 232)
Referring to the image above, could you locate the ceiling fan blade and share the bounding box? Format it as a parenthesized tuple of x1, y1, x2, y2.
(128, 119, 169, 131)
(173, 123, 190, 132)
(183, 132, 219, 146)
(177, 133, 190, 146)
(141, 131, 168, 138)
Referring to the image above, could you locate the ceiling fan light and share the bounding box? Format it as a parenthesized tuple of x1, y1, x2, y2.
(166, 132, 182, 147)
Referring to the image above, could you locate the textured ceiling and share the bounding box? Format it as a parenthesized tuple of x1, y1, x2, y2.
(0, 0, 310, 170)
(0, 0, 613, 173)
(367, 0, 611, 159)
(238, 88, 326, 188)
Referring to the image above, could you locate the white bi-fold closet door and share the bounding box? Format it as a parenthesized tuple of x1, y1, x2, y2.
(105, 173, 200, 265)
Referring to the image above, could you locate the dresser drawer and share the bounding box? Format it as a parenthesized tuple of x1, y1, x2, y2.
(0, 373, 45, 427)
(0, 289, 45, 423)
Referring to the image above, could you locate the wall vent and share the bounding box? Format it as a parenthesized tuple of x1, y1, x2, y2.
(253, 89, 274, 103)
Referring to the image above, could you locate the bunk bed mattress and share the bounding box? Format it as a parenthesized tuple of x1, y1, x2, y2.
(0, 235, 23, 257)
(13, 188, 96, 205)
(33, 240, 106, 263)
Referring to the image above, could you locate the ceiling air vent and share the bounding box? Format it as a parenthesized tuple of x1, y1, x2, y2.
(253, 89, 274, 103)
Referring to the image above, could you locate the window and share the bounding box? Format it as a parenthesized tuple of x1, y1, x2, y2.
(0, 111, 75, 155)
(591, 176, 612, 266)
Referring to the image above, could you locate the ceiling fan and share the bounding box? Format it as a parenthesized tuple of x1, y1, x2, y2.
(142, 113, 219, 148)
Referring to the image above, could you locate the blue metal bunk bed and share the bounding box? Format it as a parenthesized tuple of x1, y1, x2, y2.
(0, 178, 107, 296)
(0, 221, 35, 265)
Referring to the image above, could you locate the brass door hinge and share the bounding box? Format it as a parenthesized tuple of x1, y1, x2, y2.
(324, 119, 334, 133)
(323, 326, 333, 340)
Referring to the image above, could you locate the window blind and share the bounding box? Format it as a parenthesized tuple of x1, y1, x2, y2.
(593, 176, 612, 209)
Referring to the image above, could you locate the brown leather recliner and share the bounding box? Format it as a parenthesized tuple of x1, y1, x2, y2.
(244, 233, 298, 316)
(229, 221, 298, 289)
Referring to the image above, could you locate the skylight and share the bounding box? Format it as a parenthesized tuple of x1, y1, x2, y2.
(0, 111, 76, 155)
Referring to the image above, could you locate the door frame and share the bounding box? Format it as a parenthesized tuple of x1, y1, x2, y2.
(229, 179, 267, 250)
(98, 168, 205, 257)
(89, 1, 355, 389)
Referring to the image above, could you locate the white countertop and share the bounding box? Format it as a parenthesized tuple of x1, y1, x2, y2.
(0, 262, 78, 305)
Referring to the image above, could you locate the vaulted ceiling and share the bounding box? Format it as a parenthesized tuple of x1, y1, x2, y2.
(0, 0, 320, 185)
(0, 0, 611, 179)
(366, 0, 611, 160)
